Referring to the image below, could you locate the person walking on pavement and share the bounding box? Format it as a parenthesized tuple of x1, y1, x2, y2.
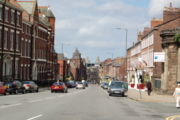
(173, 83, 180, 109)
(146, 81, 152, 96)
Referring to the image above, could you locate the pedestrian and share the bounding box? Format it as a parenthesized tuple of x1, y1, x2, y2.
(146, 81, 152, 96)
(173, 83, 180, 109)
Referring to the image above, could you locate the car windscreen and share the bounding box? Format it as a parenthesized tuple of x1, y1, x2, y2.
(110, 82, 123, 88)
(23, 81, 30, 84)
(53, 82, 63, 85)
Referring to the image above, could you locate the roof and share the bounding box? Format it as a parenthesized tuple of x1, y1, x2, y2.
(39, 15, 50, 27)
(0, 0, 23, 11)
(39, 6, 55, 18)
(17, 0, 36, 15)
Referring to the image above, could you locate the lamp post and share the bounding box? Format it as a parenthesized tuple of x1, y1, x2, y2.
(115, 28, 128, 81)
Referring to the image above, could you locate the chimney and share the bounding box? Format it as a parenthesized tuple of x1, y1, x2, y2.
(137, 32, 142, 41)
(170, 2, 172, 8)
(151, 18, 163, 28)
(163, 4, 180, 23)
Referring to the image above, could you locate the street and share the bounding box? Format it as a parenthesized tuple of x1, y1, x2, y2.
(0, 85, 179, 120)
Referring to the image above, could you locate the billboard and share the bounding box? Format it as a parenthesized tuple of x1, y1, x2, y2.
(154, 52, 165, 62)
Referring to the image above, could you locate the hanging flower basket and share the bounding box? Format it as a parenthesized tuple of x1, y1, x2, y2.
(137, 83, 145, 89)
(130, 83, 135, 88)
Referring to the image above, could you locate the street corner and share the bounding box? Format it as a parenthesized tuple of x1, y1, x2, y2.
(166, 115, 180, 120)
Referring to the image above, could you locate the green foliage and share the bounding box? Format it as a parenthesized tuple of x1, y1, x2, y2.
(174, 33, 180, 42)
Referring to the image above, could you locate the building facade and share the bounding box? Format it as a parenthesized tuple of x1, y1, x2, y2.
(0, 0, 57, 84)
(127, 4, 180, 91)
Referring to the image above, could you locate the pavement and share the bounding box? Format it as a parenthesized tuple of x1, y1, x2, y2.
(127, 88, 175, 103)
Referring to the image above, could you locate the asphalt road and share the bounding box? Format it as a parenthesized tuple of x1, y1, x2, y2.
(0, 85, 179, 120)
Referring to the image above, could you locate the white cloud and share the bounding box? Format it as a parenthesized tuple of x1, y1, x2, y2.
(149, 0, 180, 17)
(38, 0, 150, 61)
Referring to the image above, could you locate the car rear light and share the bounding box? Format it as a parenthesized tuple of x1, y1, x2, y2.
(25, 84, 30, 87)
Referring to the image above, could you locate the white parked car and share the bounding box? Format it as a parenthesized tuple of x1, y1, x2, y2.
(76, 82, 85, 89)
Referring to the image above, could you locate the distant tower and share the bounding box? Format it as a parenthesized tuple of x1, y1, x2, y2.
(86, 57, 91, 63)
(96, 56, 100, 64)
(72, 48, 81, 59)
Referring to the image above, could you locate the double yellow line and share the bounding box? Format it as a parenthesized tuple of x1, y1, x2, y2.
(166, 115, 180, 120)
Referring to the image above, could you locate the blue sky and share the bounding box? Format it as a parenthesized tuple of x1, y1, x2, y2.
(38, 0, 180, 62)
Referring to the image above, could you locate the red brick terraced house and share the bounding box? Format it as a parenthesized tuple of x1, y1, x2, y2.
(127, 4, 180, 91)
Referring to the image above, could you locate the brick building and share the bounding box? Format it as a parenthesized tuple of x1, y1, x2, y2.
(0, 0, 57, 84)
(127, 4, 180, 90)
(0, 0, 22, 81)
(99, 57, 126, 81)
(70, 49, 87, 81)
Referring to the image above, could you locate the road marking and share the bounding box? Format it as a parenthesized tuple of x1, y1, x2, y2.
(0, 103, 22, 109)
(45, 97, 56, 100)
(27, 114, 43, 120)
(28, 99, 43, 103)
(166, 115, 180, 120)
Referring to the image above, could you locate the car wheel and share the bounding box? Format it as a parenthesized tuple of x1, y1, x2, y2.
(109, 93, 111, 96)
(4, 91, 7, 96)
(36, 88, 39, 93)
(22, 89, 26, 94)
(122, 92, 125, 97)
(14, 90, 18, 94)
(51, 90, 53, 93)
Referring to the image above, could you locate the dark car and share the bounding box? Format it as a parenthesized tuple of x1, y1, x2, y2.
(51, 82, 68, 93)
(108, 81, 128, 97)
(22, 81, 39, 93)
(5, 81, 26, 94)
(65, 80, 76, 88)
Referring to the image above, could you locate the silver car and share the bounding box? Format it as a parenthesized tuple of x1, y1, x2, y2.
(108, 81, 128, 96)
(76, 82, 85, 89)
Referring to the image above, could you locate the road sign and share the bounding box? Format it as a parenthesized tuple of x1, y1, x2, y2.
(154, 52, 165, 62)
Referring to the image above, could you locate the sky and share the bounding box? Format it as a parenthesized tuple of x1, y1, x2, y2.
(38, 0, 180, 62)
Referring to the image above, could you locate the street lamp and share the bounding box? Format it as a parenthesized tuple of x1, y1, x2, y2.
(115, 28, 128, 81)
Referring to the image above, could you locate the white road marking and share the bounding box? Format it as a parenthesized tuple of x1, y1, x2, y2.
(45, 97, 56, 100)
(0, 103, 22, 109)
(28, 99, 43, 103)
(27, 114, 43, 120)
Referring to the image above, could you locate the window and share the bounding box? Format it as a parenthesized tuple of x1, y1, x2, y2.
(5, 7, 9, 22)
(26, 41, 29, 57)
(10, 30, 14, 51)
(4, 28, 8, 49)
(16, 12, 20, 26)
(16, 32, 20, 51)
(28, 41, 30, 57)
(11, 10, 15, 24)
(24, 40, 26, 56)
(0, 27, 2, 49)
(0, 5, 2, 20)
